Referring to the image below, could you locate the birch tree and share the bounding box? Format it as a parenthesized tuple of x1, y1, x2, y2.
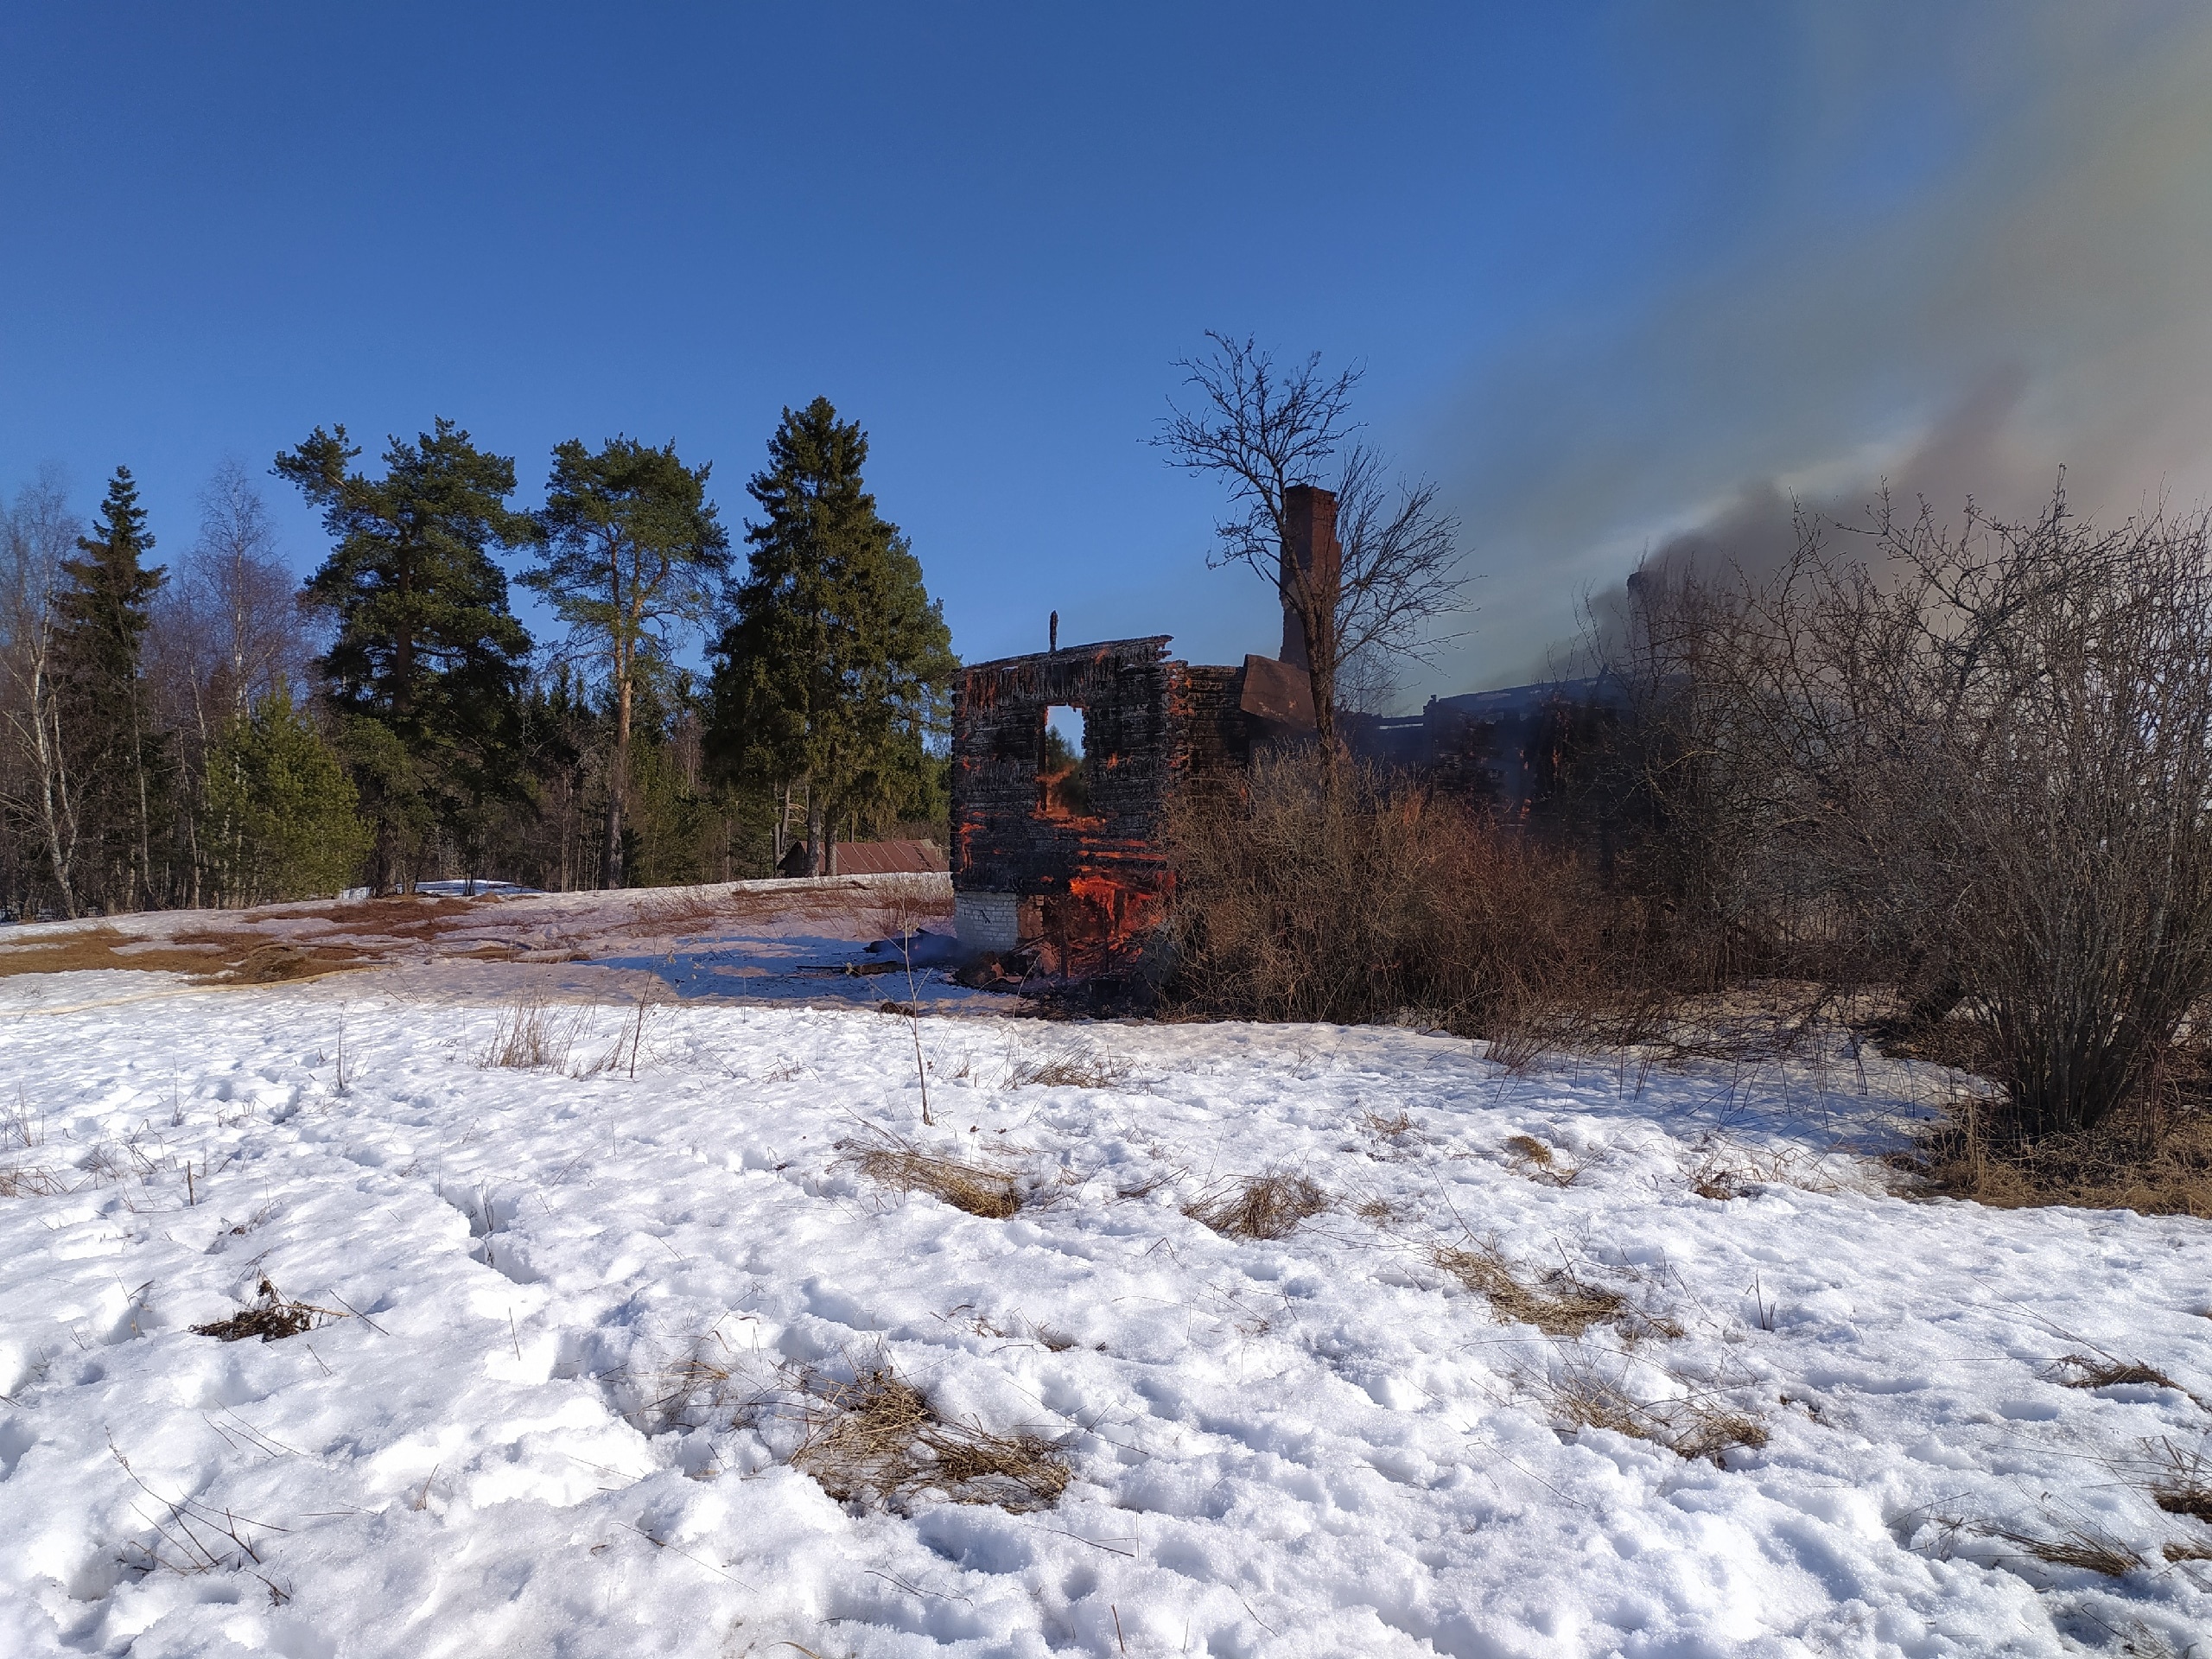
(0, 472, 84, 915)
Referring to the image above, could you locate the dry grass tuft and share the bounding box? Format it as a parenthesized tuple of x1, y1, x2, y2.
(0, 1161, 65, 1198)
(474, 993, 588, 1071)
(953, 1309, 1079, 1351)
(850, 1141, 1021, 1219)
(1436, 1241, 1679, 1339)
(1183, 1171, 1327, 1240)
(1901, 1100, 2212, 1217)
(1531, 1358, 1767, 1465)
(1980, 1522, 2144, 1578)
(1005, 1046, 1131, 1090)
(2043, 1343, 2205, 1409)
(1110, 1165, 1181, 1203)
(2145, 1439, 2212, 1523)
(2050, 1351, 2185, 1394)
(1, 1096, 63, 1198)
(785, 1363, 1070, 1513)
(1503, 1134, 1587, 1186)
(190, 1276, 344, 1343)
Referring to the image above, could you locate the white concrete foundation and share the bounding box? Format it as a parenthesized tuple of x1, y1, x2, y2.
(954, 890, 1022, 955)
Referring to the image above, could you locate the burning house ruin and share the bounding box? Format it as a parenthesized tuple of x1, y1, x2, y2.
(948, 485, 1616, 974)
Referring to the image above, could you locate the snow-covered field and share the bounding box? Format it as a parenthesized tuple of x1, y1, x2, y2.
(3, 953, 2210, 1655)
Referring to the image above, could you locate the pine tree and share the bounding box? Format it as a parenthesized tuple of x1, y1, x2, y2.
(55, 467, 167, 912)
(202, 685, 372, 905)
(275, 421, 535, 891)
(708, 398, 956, 874)
(524, 437, 728, 889)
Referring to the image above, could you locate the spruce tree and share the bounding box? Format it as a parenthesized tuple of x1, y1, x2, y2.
(524, 436, 728, 889)
(203, 684, 372, 904)
(55, 466, 167, 912)
(275, 421, 535, 891)
(708, 398, 956, 873)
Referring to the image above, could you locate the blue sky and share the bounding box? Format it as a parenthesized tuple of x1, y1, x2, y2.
(6, 4, 2209, 702)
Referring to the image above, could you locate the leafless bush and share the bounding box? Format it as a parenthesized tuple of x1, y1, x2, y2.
(1612, 485, 2212, 1145)
(1183, 1170, 1327, 1239)
(1163, 750, 1658, 1060)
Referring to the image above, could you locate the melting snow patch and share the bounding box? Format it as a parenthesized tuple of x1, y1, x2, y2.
(0, 993, 2205, 1655)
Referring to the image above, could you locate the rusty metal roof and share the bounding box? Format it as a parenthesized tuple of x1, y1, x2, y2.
(830, 839, 950, 875)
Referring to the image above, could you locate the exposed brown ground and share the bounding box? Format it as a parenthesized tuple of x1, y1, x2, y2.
(0, 877, 954, 988)
(0, 925, 368, 984)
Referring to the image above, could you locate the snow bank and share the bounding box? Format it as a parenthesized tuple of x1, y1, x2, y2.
(1, 984, 2207, 1656)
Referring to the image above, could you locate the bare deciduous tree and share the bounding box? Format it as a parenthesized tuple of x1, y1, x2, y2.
(1157, 333, 1465, 754)
(0, 470, 86, 916)
(149, 461, 320, 905)
(187, 459, 315, 720)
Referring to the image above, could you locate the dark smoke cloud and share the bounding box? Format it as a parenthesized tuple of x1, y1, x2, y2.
(1431, 2, 2212, 695)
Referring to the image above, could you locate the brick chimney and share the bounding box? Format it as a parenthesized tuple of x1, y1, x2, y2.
(1280, 484, 1340, 671)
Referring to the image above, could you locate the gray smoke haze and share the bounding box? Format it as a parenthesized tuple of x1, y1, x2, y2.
(1434, 2, 2212, 694)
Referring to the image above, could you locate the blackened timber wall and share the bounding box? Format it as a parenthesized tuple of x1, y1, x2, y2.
(950, 636, 1246, 962)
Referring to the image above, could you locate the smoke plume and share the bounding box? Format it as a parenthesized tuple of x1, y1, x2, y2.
(1436, 2, 2212, 693)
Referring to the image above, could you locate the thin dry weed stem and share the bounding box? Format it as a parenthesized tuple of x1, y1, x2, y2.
(108, 1437, 291, 1604)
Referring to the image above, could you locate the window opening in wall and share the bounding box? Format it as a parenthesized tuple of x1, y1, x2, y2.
(1041, 705, 1089, 817)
